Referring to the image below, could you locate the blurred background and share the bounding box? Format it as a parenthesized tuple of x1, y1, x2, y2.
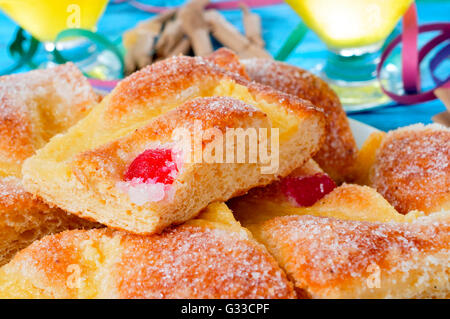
(0, 0, 448, 131)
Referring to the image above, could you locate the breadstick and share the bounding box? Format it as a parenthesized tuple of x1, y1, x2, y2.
(178, 0, 213, 56)
(155, 19, 185, 58)
(123, 9, 176, 74)
(204, 9, 271, 59)
(240, 4, 265, 47)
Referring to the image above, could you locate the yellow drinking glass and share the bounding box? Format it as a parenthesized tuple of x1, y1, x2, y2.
(0, 0, 120, 79)
(286, 0, 414, 111)
(0, 0, 108, 42)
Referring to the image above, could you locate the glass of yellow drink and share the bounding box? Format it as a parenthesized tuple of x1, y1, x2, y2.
(0, 0, 120, 79)
(0, 0, 108, 42)
(286, 0, 414, 111)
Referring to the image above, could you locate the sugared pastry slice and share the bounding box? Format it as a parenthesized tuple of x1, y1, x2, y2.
(0, 203, 296, 299)
(22, 55, 326, 234)
(0, 64, 99, 265)
(252, 212, 450, 299)
(0, 63, 99, 177)
(0, 177, 96, 266)
(240, 58, 358, 183)
(356, 124, 449, 214)
(230, 159, 447, 298)
(26, 97, 286, 234)
(229, 160, 417, 233)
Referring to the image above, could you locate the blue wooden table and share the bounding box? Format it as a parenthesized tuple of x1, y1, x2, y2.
(0, 0, 448, 131)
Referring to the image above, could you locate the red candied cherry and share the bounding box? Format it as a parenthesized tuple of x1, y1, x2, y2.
(280, 173, 336, 207)
(124, 148, 178, 184)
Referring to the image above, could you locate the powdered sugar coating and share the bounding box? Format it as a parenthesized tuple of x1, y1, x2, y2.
(0, 63, 95, 120)
(0, 226, 295, 298)
(0, 176, 99, 266)
(0, 63, 98, 176)
(257, 214, 450, 298)
(117, 225, 295, 299)
(0, 177, 34, 208)
(174, 96, 259, 123)
(106, 55, 322, 127)
(0, 64, 98, 265)
(371, 124, 450, 214)
(73, 96, 268, 191)
(107, 55, 225, 119)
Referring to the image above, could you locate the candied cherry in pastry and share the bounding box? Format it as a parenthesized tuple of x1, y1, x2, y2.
(118, 148, 181, 205)
(124, 149, 178, 185)
(280, 173, 336, 207)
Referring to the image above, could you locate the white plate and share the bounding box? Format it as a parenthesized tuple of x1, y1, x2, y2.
(348, 119, 379, 149)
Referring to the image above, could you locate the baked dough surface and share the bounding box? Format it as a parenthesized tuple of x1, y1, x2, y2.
(0, 64, 99, 265)
(254, 213, 449, 299)
(0, 203, 295, 299)
(22, 56, 326, 234)
(370, 124, 450, 214)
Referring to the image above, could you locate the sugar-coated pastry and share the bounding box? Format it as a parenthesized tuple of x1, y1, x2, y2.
(252, 213, 449, 299)
(0, 177, 96, 266)
(0, 203, 296, 299)
(229, 159, 419, 232)
(0, 64, 99, 265)
(0, 63, 99, 177)
(229, 159, 334, 228)
(230, 182, 421, 235)
(241, 58, 357, 183)
(22, 55, 325, 234)
(369, 124, 450, 214)
(229, 157, 444, 298)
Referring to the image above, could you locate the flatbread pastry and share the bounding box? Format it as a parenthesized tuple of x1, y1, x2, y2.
(22, 55, 325, 234)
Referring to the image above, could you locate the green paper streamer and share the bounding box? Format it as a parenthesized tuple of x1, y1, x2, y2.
(275, 21, 308, 61)
(0, 28, 40, 75)
(53, 28, 125, 78)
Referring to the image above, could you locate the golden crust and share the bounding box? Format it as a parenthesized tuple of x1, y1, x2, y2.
(254, 213, 450, 298)
(23, 54, 326, 235)
(106, 55, 323, 127)
(0, 64, 99, 265)
(230, 179, 419, 234)
(241, 58, 357, 183)
(1, 55, 446, 299)
(116, 225, 294, 299)
(206, 48, 250, 79)
(0, 176, 98, 268)
(20, 55, 325, 166)
(0, 63, 98, 177)
(73, 97, 268, 185)
(370, 124, 450, 214)
(24, 95, 323, 234)
(0, 223, 295, 298)
(63, 97, 280, 233)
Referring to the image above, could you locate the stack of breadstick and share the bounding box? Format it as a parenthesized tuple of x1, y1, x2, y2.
(123, 0, 271, 74)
